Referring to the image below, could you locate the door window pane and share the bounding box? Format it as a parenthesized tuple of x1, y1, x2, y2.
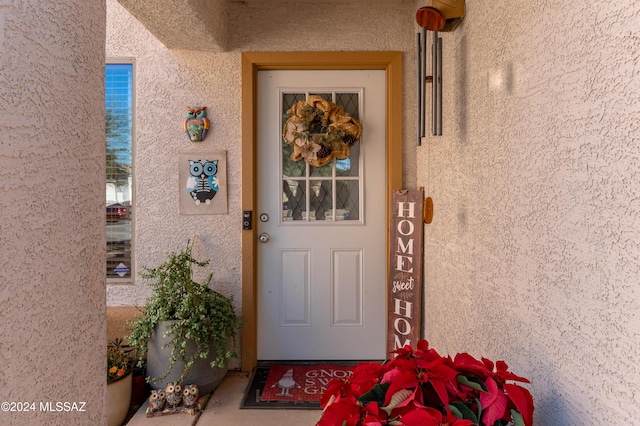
(310, 180, 333, 221)
(281, 90, 362, 223)
(282, 140, 306, 177)
(336, 180, 360, 221)
(336, 93, 360, 120)
(336, 142, 360, 177)
(282, 180, 307, 221)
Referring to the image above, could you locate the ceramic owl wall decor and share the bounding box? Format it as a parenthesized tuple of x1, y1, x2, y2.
(186, 159, 219, 205)
(184, 106, 210, 142)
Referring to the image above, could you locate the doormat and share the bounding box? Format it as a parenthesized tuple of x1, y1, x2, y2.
(240, 362, 356, 410)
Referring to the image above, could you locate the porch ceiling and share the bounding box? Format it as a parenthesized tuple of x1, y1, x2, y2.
(116, 0, 228, 52)
(115, 0, 398, 52)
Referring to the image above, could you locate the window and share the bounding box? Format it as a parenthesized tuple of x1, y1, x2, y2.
(281, 91, 363, 223)
(106, 62, 134, 281)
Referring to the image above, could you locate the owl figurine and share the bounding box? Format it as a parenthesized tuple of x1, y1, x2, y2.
(186, 159, 219, 205)
(163, 382, 183, 413)
(184, 106, 210, 142)
(145, 389, 166, 417)
(181, 384, 201, 415)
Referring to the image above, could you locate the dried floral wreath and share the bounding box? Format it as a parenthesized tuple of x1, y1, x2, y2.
(282, 95, 363, 167)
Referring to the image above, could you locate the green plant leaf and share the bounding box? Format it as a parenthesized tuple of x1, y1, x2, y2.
(449, 401, 479, 422)
(449, 404, 463, 418)
(125, 242, 243, 384)
(458, 374, 488, 392)
(358, 382, 390, 406)
(510, 409, 525, 426)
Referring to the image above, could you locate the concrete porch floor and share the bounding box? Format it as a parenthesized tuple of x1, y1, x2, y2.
(126, 371, 322, 426)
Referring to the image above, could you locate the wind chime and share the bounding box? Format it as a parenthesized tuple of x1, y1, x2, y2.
(415, 1, 465, 224)
(415, 0, 465, 142)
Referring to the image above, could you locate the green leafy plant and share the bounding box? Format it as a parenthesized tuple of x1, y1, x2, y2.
(127, 243, 242, 384)
(107, 339, 132, 384)
(317, 340, 534, 426)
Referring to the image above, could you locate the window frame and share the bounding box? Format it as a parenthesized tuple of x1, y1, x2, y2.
(106, 58, 136, 284)
(279, 90, 365, 225)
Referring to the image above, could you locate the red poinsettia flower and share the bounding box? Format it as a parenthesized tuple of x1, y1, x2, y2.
(315, 340, 534, 426)
(391, 344, 416, 359)
(316, 396, 363, 426)
(504, 382, 534, 426)
(351, 362, 390, 397)
(381, 367, 419, 406)
(361, 401, 387, 425)
(494, 360, 531, 384)
(394, 402, 444, 426)
(414, 340, 445, 363)
(320, 378, 354, 408)
(453, 353, 491, 379)
(479, 376, 508, 425)
(419, 357, 459, 406)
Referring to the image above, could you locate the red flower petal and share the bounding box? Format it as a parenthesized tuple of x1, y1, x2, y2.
(480, 377, 508, 426)
(398, 406, 441, 426)
(453, 353, 491, 378)
(504, 383, 534, 426)
(316, 397, 362, 426)
(381, 370, 418, 406)
(495, 360, 531, 383)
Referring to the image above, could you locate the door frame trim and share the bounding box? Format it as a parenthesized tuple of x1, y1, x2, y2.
(241, 51, 403, 371)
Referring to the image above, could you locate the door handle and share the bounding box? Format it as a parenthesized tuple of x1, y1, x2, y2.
(258, 232, 270, 243)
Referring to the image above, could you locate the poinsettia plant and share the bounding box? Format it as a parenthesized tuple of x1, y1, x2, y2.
(316, 340, 533, 426)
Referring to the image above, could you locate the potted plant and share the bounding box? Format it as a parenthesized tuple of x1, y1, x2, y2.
(106, 341, 132, 426)
(316, 340, 534, 426)
(127, 242, 242, 395)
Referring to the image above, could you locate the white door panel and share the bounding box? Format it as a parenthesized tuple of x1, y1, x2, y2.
(257, 70, 386, 360)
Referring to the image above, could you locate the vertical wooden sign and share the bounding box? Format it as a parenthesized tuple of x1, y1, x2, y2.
(387, 189, 424, 355)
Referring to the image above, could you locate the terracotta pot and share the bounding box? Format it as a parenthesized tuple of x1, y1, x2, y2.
(130, 370, 148, 406)
(107, 371, 132, 426)
(146, 320, 228, 395)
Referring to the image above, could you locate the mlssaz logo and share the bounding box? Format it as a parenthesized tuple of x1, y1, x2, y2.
(39, 401, 87, 412)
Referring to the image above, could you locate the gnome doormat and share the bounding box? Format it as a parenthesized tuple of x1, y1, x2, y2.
(262, 363, 354, 402)
(240, 362, 355, 409)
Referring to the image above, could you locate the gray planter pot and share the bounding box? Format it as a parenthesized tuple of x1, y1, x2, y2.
(146, 320, 228, 395)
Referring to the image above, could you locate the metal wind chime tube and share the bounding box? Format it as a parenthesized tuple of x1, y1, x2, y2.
(437, 35, 443, 135)
(421, 27, 427, 140)
(417, 27, 429, 146)
(417, 31, 423, 146)
(432, 30, 437, 136)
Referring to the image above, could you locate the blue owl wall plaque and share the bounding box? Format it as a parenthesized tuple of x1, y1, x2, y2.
(179, 150, 227, 215)
(187, 159, 219, 204)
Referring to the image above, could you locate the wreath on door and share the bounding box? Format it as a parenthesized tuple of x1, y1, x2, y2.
(282, 95, 363, 168)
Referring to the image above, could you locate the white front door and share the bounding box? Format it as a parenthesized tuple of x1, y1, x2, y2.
(257, 70, 386, 360)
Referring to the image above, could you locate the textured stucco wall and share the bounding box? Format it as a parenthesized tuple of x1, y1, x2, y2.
(417, 0, 640, 424)
(226, 0, 417, 184)
(115, 0, 228, 52)
(0, 1, 106, 425)
(106, 0, 417, 368)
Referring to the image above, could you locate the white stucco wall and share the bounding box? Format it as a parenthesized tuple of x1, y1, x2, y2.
(106, 0, 417, 368)
(417, 0, 640, 423)
(106, 0, 245, 312)
(0, 1, 106, 425)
